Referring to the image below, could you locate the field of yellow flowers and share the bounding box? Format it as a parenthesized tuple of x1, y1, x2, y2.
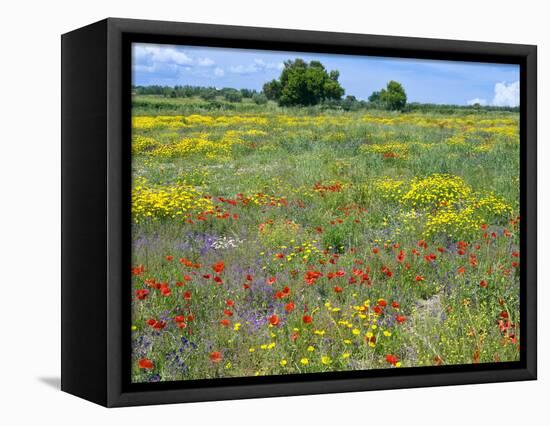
(131, 102, 520, 382)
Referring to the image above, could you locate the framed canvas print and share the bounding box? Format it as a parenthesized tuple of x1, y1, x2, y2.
(61, 18, 537, 407)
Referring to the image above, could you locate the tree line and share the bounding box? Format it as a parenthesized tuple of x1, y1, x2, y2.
(133, 58, 407, 110)
(133, 85, 269, 105)
(134, 58, 517, 112)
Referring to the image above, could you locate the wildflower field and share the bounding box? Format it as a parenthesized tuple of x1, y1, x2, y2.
(131, 98, 520, 382)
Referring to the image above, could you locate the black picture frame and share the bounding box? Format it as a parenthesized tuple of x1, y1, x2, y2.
(61, 17, 537, 407)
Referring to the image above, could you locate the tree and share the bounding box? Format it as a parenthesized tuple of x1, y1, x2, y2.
(222, 88, 243, 103)
(200, 88, 218, 101)
(379, 81, 407, 110)
(263, 79, 282, 101)
(368, 91, 381, 104)
(252, 93, 268, 105)
(262, 59, 345, 106)
(240, 88, 255, 98)
(342, 95, 360, 111)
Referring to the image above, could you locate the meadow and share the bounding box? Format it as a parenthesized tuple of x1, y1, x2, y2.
(131, 96, 520, 382)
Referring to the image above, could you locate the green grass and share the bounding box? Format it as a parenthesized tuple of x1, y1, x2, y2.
(130, 100, 520, 382)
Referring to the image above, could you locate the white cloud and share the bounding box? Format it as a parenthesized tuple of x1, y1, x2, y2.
(214, 67, 225, 77)
(197, 57, 215, 67)
(467, 98, 487, 106)
(134, 64, 157, 73)
(229, 64, 259, 74)
(134, 45, 193, 66)
(467, 81, 520, 107)
(229, 59, 284, 74)
(492, 81, 520, 107)
(253, 59, 284, 70)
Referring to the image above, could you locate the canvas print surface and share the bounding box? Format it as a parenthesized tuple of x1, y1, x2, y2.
(130, 43, 520, 383)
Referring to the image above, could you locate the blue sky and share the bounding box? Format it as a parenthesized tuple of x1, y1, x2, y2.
(133, 43, 520, 106)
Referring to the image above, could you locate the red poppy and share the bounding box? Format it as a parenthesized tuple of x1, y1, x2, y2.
(223, 309, 233, 317)
(165, 255, 174, 261)
(372, 247, 379, 254)
(479, 280, 488, 288)
(182, 290, 191, 300)
(147, 319, 166, 330)
(269, 314, 280, 326)
(187, 314, 194, 322)
(138, 358, 154, 369)
(226, 299, 235, 307)
(212, 261, 225, 274)
(147, 280, 161, 290)
(179, 258, 195, 267)
(424, 253, 437, 262)
(174, 315, 186, 323)
(457, 266, 466, 274)
(285, 302, 295, 312)
(267, 277, 277, 285)
(209, 351, 223, 363)
(373, 306, 383, 315)
(213, 276, 223, 284)
(203, 274, 211, 279)
(246, 274, 253, 281)
(334, 286, 343, 293)
(135, 289, 149, 300)
(396, 250, 405, 263)
(415, 275, 424, 282)
(243, 283, 250, 290)
(377, 299, 387, 307)
(131, 264, 145, 276)
(385, 354, 399, 366)
(417, 240, 428, 249)
(352, 268, 364, 276)
(392, 301, 400, 309)
(183, 275, 192, 281)
(160, 287, 171, 297)
(302, 315, 313, 324)
(396, 315, 407, 324)
(220, 319, 230, 327)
